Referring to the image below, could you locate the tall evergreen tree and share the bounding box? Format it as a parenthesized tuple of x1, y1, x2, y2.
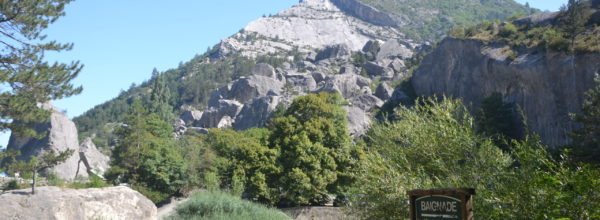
(560, 0, 590, 52)
(0, 0, 82, 137)
(570, 74, 600, 164)
(149, 68, 174, 121)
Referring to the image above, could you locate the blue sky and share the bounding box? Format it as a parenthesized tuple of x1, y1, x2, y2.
(0, 0, 566, 148)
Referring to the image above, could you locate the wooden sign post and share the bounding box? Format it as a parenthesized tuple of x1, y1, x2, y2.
(407, 188, 475, 220)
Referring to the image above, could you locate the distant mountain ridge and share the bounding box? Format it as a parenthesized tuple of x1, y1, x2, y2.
(73, 0, 534, 150)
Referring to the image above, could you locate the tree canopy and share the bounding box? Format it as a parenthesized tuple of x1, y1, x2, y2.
(0, 0, 82, 137)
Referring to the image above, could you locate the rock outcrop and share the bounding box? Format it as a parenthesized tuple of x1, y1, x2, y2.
(7, 103, 83, 180)
(6, 103, 110, 180)
(0, 186, 157, 220)
(330, 0, 397, 27)
(412, 37, 600, 147)
(77, 138, 110, 177)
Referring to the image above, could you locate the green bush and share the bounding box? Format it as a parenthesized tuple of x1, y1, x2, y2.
(132, 185, 171, 204)
(499, 23, 518, 38)
(4, 180, 21, 190)
(168, 190, 291, 220)
(353, 97, 600, 219)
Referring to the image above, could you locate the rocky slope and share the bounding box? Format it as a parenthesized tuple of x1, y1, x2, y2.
(412, 37, 600, 147)
(0, 186, 156, 220)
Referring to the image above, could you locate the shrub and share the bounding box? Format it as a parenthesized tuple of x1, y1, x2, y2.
(4, 180, 21, 190)
(499, 23, 518, 38)
(168, 190, 291, 220)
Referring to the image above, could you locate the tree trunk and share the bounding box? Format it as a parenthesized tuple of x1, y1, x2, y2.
(32, 168, 36, 195)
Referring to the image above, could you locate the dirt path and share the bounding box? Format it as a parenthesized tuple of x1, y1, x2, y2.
(157, 197, 189, 219)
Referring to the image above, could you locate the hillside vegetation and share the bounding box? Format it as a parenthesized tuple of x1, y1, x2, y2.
(358, 0, 536, 41)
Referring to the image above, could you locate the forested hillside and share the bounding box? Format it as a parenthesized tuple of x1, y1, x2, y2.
(357, 0, 537, 41)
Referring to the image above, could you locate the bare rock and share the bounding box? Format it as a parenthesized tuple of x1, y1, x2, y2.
(315, 44, 351, 62)
(412, 37, 600, 147)
(0, 186, 157, 220)
(77, 138, 110, 177)
(388, 58, 405, 72)
(351, 94, 384, 111)
(6, 103, 81, 180)
(180, 110, 203, 124)
(287, 74, 318, 92)
(253, 63, 277, 78)
(375, 82, 394, 100)
(376, 39, 413, 61)
(196, 100, 243, 128)
(344, 106, 371, 137)
(228, 75, 284, 104)
(234, 96, 282, 130)
(513, 11, 560, 27)
(319, 73, 371, 99)
(312, 72, 327, 84)
(364, 61, 394, 77)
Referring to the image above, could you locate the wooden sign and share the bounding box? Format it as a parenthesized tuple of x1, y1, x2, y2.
(407, 188, 475, 220)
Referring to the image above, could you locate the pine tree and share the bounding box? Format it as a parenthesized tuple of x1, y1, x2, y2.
(560, 0, 590, 53)
(570, 74, 600, 163)
(0, 0, 82, 137)
(11, 149, 74, 194)
(149, 68, 175, 121)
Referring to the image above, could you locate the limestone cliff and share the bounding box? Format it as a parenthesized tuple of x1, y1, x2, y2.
(412, 38, 600, 147)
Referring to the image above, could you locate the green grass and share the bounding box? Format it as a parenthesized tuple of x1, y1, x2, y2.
(168, 190, 291, 220)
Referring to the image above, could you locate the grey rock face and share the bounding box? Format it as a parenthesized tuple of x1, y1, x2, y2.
(344, 106, 371, 136)
(234, 96, 282, 130)
(331, 0, 397, 27)
(77, 138, 110, 177)
(364, 61, 394, 77)
(228, 75, 284, 104)
(351, 94, 384, 112)
(319, 73, 371, 99)
(312, 72, 327, 84)
(513, 12, 560, 27)
(253, 63, 277, 78)
(388, 58, 405, 72)
(375, 82, 394, 100)
(287, 74, 318, 92)
(196, 100, 243, 128)
(0, 186, 157, 220)
(7, 103, 82, 180)
(412, 37, 600, 147)
(180, 110, 203, 124)
(315, 44, 351, 62)
(377, 39, 414, 61)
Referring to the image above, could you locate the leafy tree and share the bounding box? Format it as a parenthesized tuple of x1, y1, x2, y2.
(11, 149, 74, 194)
(0, 0, 82, 137)
(269, 92, 357, 206)
(570, 74, 600, 164)
(106, 99, 185, 203)
(353, 97, 600, 219)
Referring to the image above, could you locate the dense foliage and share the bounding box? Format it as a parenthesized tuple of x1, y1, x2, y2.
(105, 99, 186, 203)
(0, 0, 82, 138)
(180, 93, 361, 206)
(168, 190, 291, 220)
(357, 0, 535, 41)
(570, 74, 600, 164)
(352, 97, 600, 219)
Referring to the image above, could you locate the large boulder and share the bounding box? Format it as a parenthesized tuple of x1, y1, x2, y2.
(319, 73, 371, 99)
(375, 82, 394, 100)
(376, 39, 413, 61)
(286, 74, 318, 92)
(195, 99, 243, 128)
(233, 96, 282, 130)
(252, 63, 277, 78)
(77, 138, 110, 177)
(344, 106, 371, 136)
(315, 44, 351, 62)
(6, 103, 82, 180)
(228, 75, 284, 104)
(180, 109, 203, 125)
(364, 61, 394, 77)
(0, 186, 157, 220)
(351, 94, 384, 112)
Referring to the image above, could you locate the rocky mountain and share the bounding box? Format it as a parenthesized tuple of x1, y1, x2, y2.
(0, 186, 157, 220)
(73, 0, 533, 149)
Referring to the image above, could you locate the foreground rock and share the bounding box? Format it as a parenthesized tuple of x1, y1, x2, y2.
(0, 186, 157, 220)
